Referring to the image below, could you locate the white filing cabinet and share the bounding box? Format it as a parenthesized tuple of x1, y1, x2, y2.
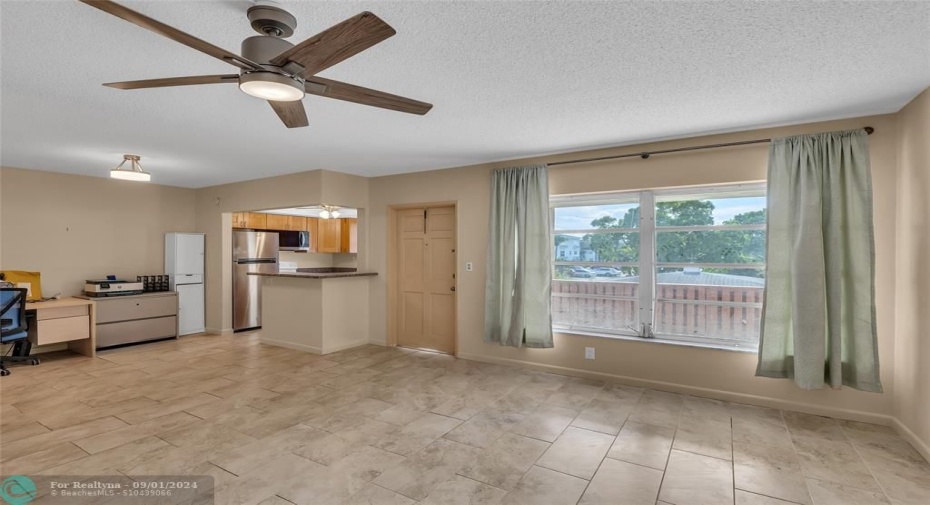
(92, 292, 178, 348)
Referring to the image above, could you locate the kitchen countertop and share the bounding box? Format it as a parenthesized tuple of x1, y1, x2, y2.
(248, 267, 377, 279)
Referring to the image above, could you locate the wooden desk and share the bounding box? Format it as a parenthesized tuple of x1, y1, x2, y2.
(25, 298, 96, 358)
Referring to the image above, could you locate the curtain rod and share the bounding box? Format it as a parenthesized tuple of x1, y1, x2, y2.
(549, 126, 875, 166)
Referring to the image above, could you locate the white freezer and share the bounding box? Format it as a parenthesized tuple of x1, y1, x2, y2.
(166, 232, 206, 336)
(176, 283, 205, 335)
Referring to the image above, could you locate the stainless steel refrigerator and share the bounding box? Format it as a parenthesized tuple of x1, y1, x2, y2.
(233, 230, 279, 331)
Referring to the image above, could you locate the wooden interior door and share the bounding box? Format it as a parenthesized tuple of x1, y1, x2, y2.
(396, 206, 456, 354)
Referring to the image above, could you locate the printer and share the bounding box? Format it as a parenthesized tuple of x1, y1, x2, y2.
(84, 279, 144, 297)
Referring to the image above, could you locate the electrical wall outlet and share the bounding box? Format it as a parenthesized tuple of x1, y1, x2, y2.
(585, 347, 595, 360)
(465, 262, 474, 272)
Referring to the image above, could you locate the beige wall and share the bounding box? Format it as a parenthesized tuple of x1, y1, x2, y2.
(279, 251, 335, 269)
(0, 167, 196, 297)
(1, 105, 919, 433)
(193, 170, 370, 333)
(368, 114, 899, 421)
(194, 170, 323, 333)
(894, 87, 930, 452)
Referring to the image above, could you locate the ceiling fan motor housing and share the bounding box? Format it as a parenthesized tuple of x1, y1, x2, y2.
(247, 4, 297, 38)
(241, 35, 295, 67)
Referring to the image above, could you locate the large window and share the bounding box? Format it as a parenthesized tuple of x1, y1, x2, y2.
(551, 184, 766, 350)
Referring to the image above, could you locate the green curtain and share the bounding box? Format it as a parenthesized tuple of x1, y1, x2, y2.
(484, 164, 553, 348)
(757, 129, 881, 392)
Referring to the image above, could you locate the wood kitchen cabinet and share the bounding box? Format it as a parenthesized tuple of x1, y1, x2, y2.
(287, 216, 307, 231)
(232, 214, 355, 254)
(265, 214, 289, 230)
(317, 218, 342, 253)
(341, 218, 358, 253)
(233, 212, 267, 229)
(306, 218, 319, 252)
(245, 212, 266, 229)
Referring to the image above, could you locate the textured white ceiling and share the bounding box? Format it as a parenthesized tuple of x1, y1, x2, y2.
(2, 1, 928, 188)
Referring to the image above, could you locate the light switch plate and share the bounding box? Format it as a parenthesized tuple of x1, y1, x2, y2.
(465, 262, 473, 272)
(585, 347, 595, 360)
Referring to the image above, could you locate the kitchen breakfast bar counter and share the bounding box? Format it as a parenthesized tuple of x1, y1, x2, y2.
(248, 268, 375, 354)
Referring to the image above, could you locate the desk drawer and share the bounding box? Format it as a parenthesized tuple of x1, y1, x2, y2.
(97, 316, 177, 348)
(36, 305, 88, 321)
(96, 295, 177, 324)
(33, 316, 90, 345)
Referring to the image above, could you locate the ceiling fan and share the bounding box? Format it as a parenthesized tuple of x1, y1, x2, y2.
(78, 0, 433, 128)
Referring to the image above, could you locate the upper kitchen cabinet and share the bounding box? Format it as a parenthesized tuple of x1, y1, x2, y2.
(232, 212, 266, 229)
(265, 214, 289, 230)
(318, 219, 342, 253)
(341, 218, 358, 253)
(240, 206, 359, 254)
(288, 216, 308, 231)
(306, 218, 319, 252)
(246, 212, 267, 229)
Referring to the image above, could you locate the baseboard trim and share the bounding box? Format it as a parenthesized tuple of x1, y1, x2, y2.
(260, 337, 371, 355)
(457, 352, 893, 426)
(205, 327, 234, 336)
(322, 339, 371, 354)
(891, 417, 930, 463)
(259, 337, 322, 355)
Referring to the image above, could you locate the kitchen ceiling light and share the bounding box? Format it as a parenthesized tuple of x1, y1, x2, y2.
(318, 205, 341, 219)
(238, 72, 305, 102)
(110, 154, 151, 182)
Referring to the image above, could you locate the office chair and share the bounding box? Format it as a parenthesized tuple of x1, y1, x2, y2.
(1, 288, 40, 376)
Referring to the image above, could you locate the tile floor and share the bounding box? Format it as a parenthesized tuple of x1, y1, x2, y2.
(1, 333, 928, 505)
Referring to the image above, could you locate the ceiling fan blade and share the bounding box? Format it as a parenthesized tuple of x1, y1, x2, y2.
(79, 1, 260, 70)
(104, 75, 240, 90)
(269, 100, 309, 128)
(305, 77, 432, 115)
(269, 11, 395, 78)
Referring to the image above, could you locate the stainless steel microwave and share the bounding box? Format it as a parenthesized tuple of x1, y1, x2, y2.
(278, 230, 310, 251)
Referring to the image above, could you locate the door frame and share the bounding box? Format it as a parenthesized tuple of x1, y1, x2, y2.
(387, 201, 458, 355)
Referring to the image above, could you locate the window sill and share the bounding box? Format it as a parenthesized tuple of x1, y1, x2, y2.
(552, 327, 759, 354)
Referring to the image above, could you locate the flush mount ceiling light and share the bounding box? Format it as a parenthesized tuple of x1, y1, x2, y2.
(318, 205, 341, 219)
(238, 71, 304, 102)
(110, 154, 151, 182)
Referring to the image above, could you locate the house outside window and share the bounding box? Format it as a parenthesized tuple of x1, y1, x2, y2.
(551, 183, 766, 350)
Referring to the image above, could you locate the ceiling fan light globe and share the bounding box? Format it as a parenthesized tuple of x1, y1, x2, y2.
(239, 72, 304, 102)
(319, 210, 331, 219)
(331, 211, 340, 218)
(110, 169, 151, 182)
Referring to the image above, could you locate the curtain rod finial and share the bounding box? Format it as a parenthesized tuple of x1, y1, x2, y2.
(865, 126, 874, 135)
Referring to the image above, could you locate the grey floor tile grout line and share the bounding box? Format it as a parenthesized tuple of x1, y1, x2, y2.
(450, 472, 510, 494)
(568, 406, 605, 505)
(730, 416, 736, 505)
(842, 423, 895, 503)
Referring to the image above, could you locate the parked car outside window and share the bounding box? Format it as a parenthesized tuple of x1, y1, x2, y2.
(569, 266, 597, 278)
(592, 267, 622, 277)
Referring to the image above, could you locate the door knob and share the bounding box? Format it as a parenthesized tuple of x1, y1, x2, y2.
(450, 286, 456, 291)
